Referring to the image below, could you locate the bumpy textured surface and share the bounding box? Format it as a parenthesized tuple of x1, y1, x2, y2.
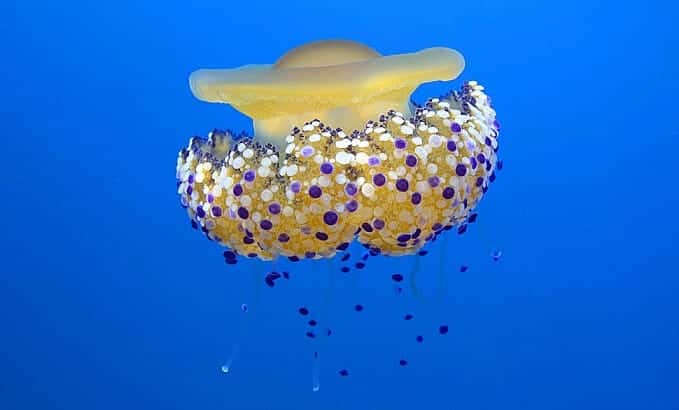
(176, 81, 501, 261)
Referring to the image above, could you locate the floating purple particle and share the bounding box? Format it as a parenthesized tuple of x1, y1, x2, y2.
(439, 325, 449, 335)
(223, 250, 236, 260)
(355, 262, 365, 269)
(399, 359, 408, 367)
(240, 303, 248, 312)
(415, 335, 424, 343)
(211, 206, 222, 217)
(491, 249, 503, 262)
(298, 307, 310, 316)
(391, 273, 404, 282)
(354, 304, 364, 312)
(338, 369, 349, 377)
(264, 276, 275, 287)
(282, 271, 290, 279)
(460, 265, 469, 272)
(468, 213, 478, 223)
(327, 329, 332, 336)
(497, 159, 504, 170)
(404, 314, 414, 321)
(341, 253, 351, 262)
(418, 250, 428, 256)
(308, 320, 317, 327)
(341, 266, 350, 273)
(306, 331, 316, 338)
(457, 224, 468, 235)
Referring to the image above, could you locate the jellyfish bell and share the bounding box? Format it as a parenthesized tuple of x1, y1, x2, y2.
(189, 40, 465, 149)
(177, 39, 500, 261)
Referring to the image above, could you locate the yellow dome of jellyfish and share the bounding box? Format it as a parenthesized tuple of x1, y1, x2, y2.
(177, 40, 501, 261)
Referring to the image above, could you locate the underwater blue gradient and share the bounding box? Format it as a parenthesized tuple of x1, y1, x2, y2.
(2, 0, 678, 409)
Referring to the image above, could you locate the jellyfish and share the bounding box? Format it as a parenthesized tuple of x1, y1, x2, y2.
(176, 40, 501, 389)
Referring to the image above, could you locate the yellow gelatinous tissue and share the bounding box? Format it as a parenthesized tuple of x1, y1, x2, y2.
(177, 40, 501, 261)
(189, 40, 465, 148)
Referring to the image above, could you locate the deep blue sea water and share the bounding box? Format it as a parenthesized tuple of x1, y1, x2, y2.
(2, 1, 678, 409)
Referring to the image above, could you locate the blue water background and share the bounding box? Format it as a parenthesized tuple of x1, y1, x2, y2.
(2, 0, 678, 409)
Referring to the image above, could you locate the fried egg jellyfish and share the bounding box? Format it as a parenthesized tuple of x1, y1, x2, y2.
(176, 40, 502, 390)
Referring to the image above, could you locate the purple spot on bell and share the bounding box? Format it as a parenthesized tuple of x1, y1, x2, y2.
(323, 211, 338, 225)
(268, 202, 281, 214)
(237, 207, 249, 219)
(211, 206, 222, 217)
(477, 153, 486, 163)
(320, 162, 334, 174)
(470, 157, 478, 169)
(207, 193, 214, 203)
(187, 174, 195, 184)
(345, 182, 357, 196)
(373, 173, 386, 186)
(368, 156, 380, 166)
(394, 138, 407, 149)
(446, 140, 457, 152)
(451, 122, 462, 133)
(278, 233, 290, 243)
(373, 219, 385, 230)
(309, 185, 322, 198)
(361, 222, 374, 233)
(455, 164, 467, 176)
(442, 187, 455, 199)
(396, 178, 409, 192)
(260, 219, 273, 230)
(411, 192, 422, 205)
(397, 233, 411, 242)
(405, 154, 417, 167)
(428, 176, 440, 187)
(233, 184, 243, 196)
(346, 200, 359, 212)
(244, 170, 256, 182)
(290, 181, 301, 193)
(196, 206, 206, 218)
